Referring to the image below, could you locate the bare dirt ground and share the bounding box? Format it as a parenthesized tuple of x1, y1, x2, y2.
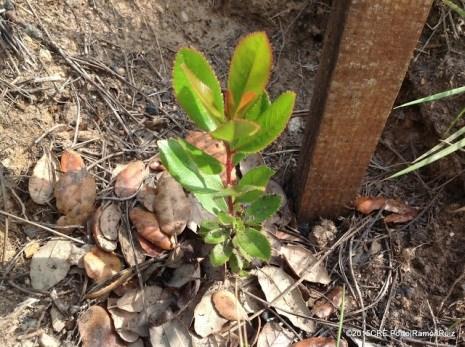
(0, 0, 464, 346)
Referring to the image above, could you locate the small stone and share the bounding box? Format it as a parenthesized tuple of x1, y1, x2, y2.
(288, 117, 304, 133)
(39, 49, 53, 63)
(180, 10, 188, 22)
(145, 102, 159, 115)
(50, 306, 66, 333)
(39, 332, 60, 347)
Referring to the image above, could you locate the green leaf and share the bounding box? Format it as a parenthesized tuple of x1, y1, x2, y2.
(203, 228, 229, 244)
(229, 251, 244, 273)
(235, 166, 274, 203)
(233, 228, 271, 261)
(228, 32, 272, 116)
(211, 119, 260, 147)
(158, 139, 227, 213)
(394, 85, 465, 109)
(245, 194, 281, 224)
(234, 91, 296, 152)
(178, 139, 223, 175)
(217, 212, 235, 225)
(173, 48, 224, 131)
(210, 243, 232, 266)
(233, 152, 248, 165)
(244, 92, 271, 121)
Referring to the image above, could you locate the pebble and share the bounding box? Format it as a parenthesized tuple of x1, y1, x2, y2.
(180, 10, 189, 22)
(39, 333, 60, 347)
(287, 117, 304, 133)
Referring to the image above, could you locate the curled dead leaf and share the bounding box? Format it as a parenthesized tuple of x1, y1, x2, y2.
(29, 151, 59, 205)
(108, 297, 148, 342)
(55, 168, 96, 228)
(83, 247, 122, 282)
(78, 305, 125, 347)
(153, 172, 190, 236)
(355, 196, 417, 224)
(257, 322, 294, 347)
(115, 161, 146, 198)
(91, 207, 117, 252)
(312, 287, 343, 319)
(137, 184, 157, 212)
(255, 266, 315, 333)
(60, 149, 85, 173)
(136, 234, 164, 257)
(194, 291, 228, 338)
(212, 290, 248, 321)
(118, 226, 146, 266)
(129, 207, 175, 250)
(100, 203, 121, 240)
(292, 337, 347, 347)
(149, 319, 192, 347)
(280, 244, 331, 285)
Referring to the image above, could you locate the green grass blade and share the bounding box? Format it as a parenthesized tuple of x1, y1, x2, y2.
(413, 124, 465, 163)
(445, 106, 465, 135)
(389, 136, 465, 178)
(443, 0, 465, 19)
(394, 85, 465, 109)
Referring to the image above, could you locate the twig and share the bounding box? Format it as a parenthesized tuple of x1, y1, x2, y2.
(0, 210, 85, 244)
(0, 166, 9, 264)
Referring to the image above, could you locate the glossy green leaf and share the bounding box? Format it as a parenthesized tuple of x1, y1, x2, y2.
(203, 228, 229, 244)
(178, 139, 223, 175)
(210, 243, 232, 266)
(233, 228, 271, 261)
(217, 212, 235, 225)
(245, 194, 281, 224)
(211, 119, 260, 147)
(233, 152, 248, 166)
(234, 91, 296, 152)
(158, 139, 227, 213)
(173, 48, 224, 131)
(244, 92, 271, 121)
(234, 166, 274, 203)
(228, 32, 272, 116)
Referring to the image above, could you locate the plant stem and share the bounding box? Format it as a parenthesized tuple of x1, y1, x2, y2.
(225, 143, 234, 215)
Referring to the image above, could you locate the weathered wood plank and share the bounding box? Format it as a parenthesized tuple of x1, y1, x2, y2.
(296, 0, 432, 220)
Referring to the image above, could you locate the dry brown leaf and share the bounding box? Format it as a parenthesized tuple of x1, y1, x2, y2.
(292, 337, 346, 347)
(192, 334, 231, 347)
(137, 184, 157, 212)
(29, 151, 58, 205)
(187, 194, 216, 230)
(60, 149, 85, 173)
(257, 322, 294, 347)
(280, 245, 331, 285)
(153, 172, 190, 236)
(194, 291, 228, 338)
(129, 207, 175, 250)
(30, 240, 72, 290)
(54, 168, 96, 227)
(78, 305, 125, 347)
(185, 130, 235, 183)
(115, 161, 146, 198)
(212, 290, 248, 321)
(312, 287, 343, 319)
(108, 297, 148, 342)
(117, 285, 173, 314)
(355, 196, 417, 223)
(149, 319, 192, 347)
(136, 234, 164, 257)
(118, 225, 145, 266)
(83, 247, 122, 282)
(91, 207, 117, 252)
(255, 266, 315, 333)
(100, 203, 120, 240)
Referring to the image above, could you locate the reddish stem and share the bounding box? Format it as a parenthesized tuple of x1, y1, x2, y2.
(225, 144, 234, 215)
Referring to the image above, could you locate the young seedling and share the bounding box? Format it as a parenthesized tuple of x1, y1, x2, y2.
(158, 32, 296, 273)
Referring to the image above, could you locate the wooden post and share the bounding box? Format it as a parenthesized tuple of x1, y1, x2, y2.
(296, 0, 432, 221)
